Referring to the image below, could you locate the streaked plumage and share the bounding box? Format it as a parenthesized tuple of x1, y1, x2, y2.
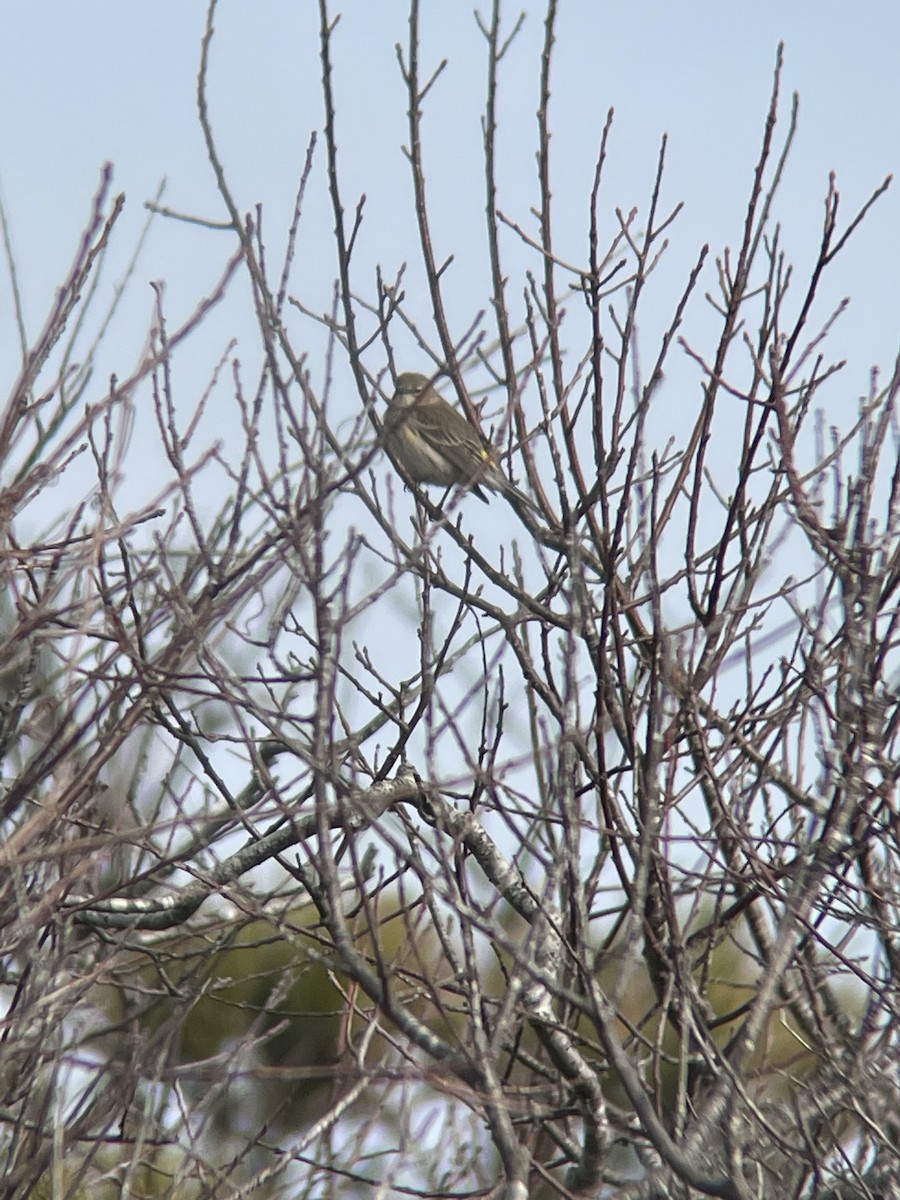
(384, 372, 538, 512)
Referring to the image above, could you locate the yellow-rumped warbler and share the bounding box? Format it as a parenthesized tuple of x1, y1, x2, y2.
(384, 372, 539, 512)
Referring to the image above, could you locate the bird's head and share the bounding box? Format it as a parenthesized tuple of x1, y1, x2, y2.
(392, 372, 431, 407)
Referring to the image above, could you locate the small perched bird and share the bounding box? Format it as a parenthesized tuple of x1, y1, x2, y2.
(384, 372, 539, 512)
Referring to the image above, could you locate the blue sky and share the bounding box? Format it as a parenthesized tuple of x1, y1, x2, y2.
(2, 3, 897, 347)
(1, 2, 898, 542)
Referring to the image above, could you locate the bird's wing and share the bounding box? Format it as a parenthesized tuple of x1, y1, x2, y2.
(415, 404, 495, 475)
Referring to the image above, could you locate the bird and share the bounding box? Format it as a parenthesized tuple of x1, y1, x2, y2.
(383, 372, 539, 513)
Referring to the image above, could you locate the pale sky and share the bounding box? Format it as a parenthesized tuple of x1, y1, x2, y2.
(3, 3, 897, 351)
(2, 2, 898, 541)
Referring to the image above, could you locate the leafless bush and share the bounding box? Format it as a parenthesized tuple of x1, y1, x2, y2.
(1, 4, 898, 1199)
